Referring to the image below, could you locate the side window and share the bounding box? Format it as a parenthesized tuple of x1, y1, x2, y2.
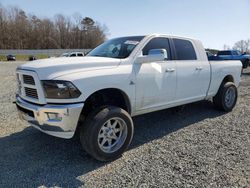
(70, 53, 76, 57)
(173, 39, 197, 60)
(236, 51, 241, 55)
(77, 53, 84, 57)
(232, 51, 240, 56)
(142, 37, 171, 60)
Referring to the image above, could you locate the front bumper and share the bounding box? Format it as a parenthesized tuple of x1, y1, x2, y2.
(16, 95, 84, 139)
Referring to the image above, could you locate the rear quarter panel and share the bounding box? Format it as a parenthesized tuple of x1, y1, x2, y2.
(207, 60, 242, 98)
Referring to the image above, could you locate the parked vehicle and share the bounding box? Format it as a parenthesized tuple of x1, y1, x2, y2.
(6, 55, 16, 61)
(206, 51, 219, 60)
(28, 55, 37, 61)
(209, 50, 250, 68)
(206, 51, 215, 58)
(15, 34, 242, 161)
(69, 52, 84, 57)
(60, 53, 69, 57)
(60, 52, 84, 57)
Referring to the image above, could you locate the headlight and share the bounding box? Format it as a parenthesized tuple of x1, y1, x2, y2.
(42, 80, 81, 99)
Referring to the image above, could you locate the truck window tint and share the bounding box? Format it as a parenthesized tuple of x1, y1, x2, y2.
(143, 37, 171, 59)
(232, 51, 241, 56)
(217, 51, 231, 56)
(173, 39, 197, 60)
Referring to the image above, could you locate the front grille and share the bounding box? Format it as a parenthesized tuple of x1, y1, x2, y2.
(16, 71, 44, 103)
(25, 87, 38, 99)
(23, 75, 35, 85)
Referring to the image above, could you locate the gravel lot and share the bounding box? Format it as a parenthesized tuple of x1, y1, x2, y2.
(0, 61, 249, 187)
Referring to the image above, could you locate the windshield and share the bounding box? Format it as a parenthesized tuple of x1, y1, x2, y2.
(235, 51, 242, 55)
(87, 36, 145, 59)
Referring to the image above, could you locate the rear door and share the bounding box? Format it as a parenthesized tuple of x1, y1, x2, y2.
(217, 51, 233, 60)
(172, 38, 210, 102)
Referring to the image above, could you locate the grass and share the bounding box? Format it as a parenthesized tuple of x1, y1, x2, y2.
(0, 54, 49, 61)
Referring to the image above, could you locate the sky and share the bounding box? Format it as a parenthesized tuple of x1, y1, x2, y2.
(1, 0, 250, 50)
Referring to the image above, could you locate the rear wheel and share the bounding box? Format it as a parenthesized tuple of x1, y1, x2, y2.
(213, 82, 238, 112)
(80, 106, 134, 161)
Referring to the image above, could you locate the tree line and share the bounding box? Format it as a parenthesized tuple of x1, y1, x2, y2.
(0, 5, 108, 49)
(223, 39, 250, 53)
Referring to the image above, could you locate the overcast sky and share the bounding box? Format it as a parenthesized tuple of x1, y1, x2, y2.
(1, 0, 250, 49)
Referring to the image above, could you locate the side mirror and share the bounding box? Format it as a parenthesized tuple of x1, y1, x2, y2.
(135, 49, 168, 64)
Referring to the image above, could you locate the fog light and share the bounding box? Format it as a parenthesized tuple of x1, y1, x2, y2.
(46, 112, 62, 121)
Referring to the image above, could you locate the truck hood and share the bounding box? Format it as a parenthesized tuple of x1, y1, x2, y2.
(18, 56, 121, 80)
(243, 54, 250, 58)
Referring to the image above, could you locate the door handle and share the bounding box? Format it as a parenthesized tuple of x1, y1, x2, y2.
(165, 68, 175, 72)
(195, 67, 203, 70)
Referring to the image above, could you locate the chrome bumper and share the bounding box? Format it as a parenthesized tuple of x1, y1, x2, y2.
(16, 95, 84, 139)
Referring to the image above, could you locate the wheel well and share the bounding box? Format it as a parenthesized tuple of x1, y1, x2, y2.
(240, 58, 250, 63)
(222, 75, 234, 84)
(81, 88, 131, 117)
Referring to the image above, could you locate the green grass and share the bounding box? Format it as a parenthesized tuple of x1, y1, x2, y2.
(0, 54, 49, 61)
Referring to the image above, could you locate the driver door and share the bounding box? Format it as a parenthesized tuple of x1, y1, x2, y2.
(134, 37, 176, 111)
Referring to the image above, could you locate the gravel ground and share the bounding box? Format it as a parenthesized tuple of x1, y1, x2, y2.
(0, 61, 249, 187)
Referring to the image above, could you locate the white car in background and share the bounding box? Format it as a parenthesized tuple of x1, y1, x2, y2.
(60, 52, 84, 57)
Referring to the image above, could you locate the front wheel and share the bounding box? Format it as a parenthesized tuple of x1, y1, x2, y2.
(242, 59, 249, 69)
(213, 82, 238, 112)
(80, 106, 134, 161)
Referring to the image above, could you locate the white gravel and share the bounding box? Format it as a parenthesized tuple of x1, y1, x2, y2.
(0, 61, 249, 187)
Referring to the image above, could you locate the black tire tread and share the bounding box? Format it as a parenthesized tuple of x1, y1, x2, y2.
(80, 106, 133, 161)
(213, 82, 237, 112)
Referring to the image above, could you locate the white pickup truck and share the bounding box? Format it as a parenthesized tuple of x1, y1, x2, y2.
(16, 34, 242, 161)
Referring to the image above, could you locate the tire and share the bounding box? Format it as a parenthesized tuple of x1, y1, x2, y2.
(213, 82, 238, 112)
(80, 106, 134, 161)
(242, 59, 249, 69)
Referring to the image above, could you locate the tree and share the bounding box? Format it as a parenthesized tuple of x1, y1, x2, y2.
(0, 5, 108, 49)
(233, 39, 250, 53)
(80, 17, 107, 48)
(223, 44, 231, 50)
(0, 5, 7, 48)
(245, 39, 250, 53)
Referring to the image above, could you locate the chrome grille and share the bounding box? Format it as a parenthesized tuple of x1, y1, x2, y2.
(24, 87, 38, 99)
(23, 75, 35, 85)
(16, 70, 45, 104)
